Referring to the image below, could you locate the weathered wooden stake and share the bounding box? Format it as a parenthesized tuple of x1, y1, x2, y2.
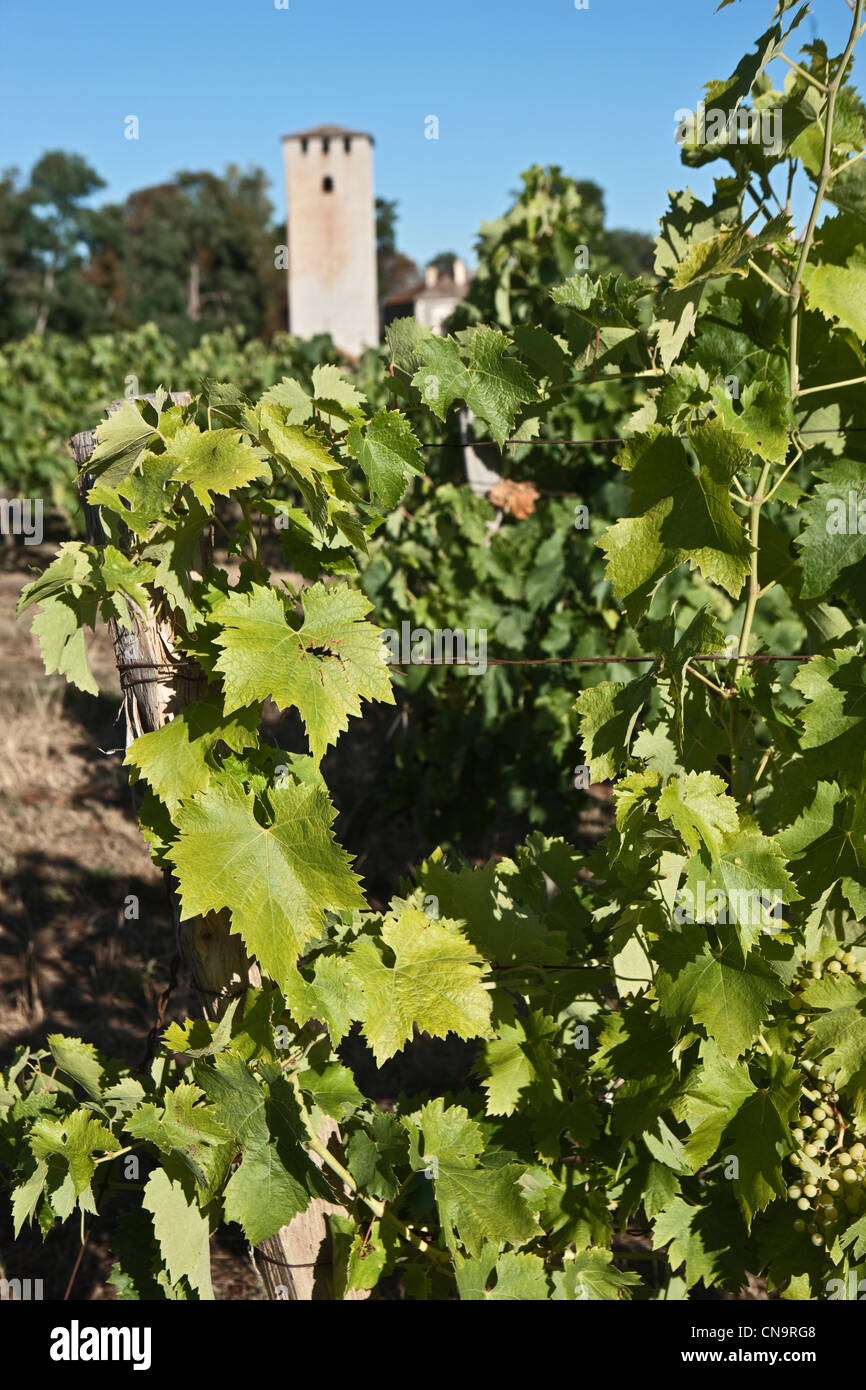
(71, 396, 366, 1302)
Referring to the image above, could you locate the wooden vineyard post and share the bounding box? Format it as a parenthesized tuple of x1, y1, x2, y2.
(71, 397, 368, 1303)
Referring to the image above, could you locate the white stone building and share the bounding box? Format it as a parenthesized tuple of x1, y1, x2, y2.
(383, 256, 472, 335)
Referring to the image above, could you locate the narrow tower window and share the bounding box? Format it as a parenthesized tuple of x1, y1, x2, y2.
(322, 176, 334, 193)
(300, 138, 308, 154)
(344, 136, 351, 153)
(322, 137, 330, 155)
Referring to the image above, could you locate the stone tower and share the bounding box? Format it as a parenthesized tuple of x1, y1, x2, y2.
(281, 124, 379, 357)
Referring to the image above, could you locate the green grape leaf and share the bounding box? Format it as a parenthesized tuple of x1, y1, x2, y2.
(482, 1022, 537, 1117)
(297, 1062, 364, 1122)
(552, 1250, 640, 1301)
(142, 1167, 214, 1299)
(803, 978, 866, 1122)
(723, 1091, 788, 1227)
(329, 1214, 390, 1297)
(222, 1140, 312, 1245)
(643, 607, 729, 752)
(681, 824, 799, 951)
(797, 461, 866, 602)
(87, 401, 156, 488)
(167, 778, 366, 991)
(413, 327, 538, 447)
(678, 1039, 755, 1171)
(259, 376, 315, 423)
(125, 1084, 231, 1191)
(283, 954, 365, 1043)
(598, 423, 752, 622)
(655, 931, 786, 1060)
(652, 1196, 724, 1290)
(11, 1162, 50, 1237)
(346, 409, 424, 507)
(711, 378, 793, 465)
(574, 676, 653, 781)
(30, 1110, 120, 1200)
(47, 1035, 105, 1100)
(125, 697, 260, 813)
(350, 907, 492, 1064)
(165, 425, 271, 506)
(456, 1246, 549, 1300)
(30, 595, 98, 695)
(658, 772, 739, 857)
(793, 650, 866, 767)
(386, 316, 436, 374)
(310, 364, 367, 425)
(212, 582, 394, 765)
(404, 1099, 540, 1258)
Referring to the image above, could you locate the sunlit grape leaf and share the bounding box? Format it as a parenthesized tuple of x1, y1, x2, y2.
(212, 581, 393, 765)
(404, 1098, 539, 1257)
(168, 777, 365, 989)
(350, 907, 492, 1064)
(142, 1167, 214, 1298)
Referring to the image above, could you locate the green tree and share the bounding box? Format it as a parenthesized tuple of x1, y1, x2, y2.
(100, 165, 282, 344)
(447, 163, 652, 334)
(376, 195, 420, 302)
(0, 151, 107, 339)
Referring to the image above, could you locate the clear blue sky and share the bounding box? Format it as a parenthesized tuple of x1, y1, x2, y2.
(0, 0, 850, 266)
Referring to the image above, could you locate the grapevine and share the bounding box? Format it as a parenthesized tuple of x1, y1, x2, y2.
(1, 0, 866, 1305)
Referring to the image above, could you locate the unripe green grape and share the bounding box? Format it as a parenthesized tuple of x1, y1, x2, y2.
(824, 1204, 838, 1220)
(842, 951, 854, 967)
(790, 1153, 801, 1167)
(845, 1194, 860, 1213)
(828, 960, 843, 974)
(820, 1082, 833, 1095)
(792, 1127, 804, 1142)
(805, 1143, 820, 1157)
(811, 1233, 824, 1246)
(794, 1014, 806, 1026)
(842, 1167, 858, 1184)
(849, 1142, 865, 1162)
(834, 947, 846, 962)
(815, 1127, 830, 1141)
(811, 965, 822, 978)
(788, 1185, 802, 1200)
(793, 1218, 807, 1232)
(801, 1116, 814, 1130)
(812, 1106, 827, 1122)
(797, 1197, 811, 1211)
(826, 1177, 840, 1192)
(839, 1152, 853, 1167)
(803, 1183, 818, 1198)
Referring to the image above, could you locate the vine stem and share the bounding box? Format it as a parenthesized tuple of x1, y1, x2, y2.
(736, 460, 772, 673)
(797, 373, 866, 396)
(293, 1086, 451, 1268)
(778, 51, 828, 92)
(737, 3, 863, 674)
(788, 0, 864, 399)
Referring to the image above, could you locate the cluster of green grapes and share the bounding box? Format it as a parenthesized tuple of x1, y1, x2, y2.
(796, 946, 866, 991)
(786, 1074, 866, 1247)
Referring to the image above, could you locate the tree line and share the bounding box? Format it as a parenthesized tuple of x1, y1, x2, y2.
(0, 151, 653, 349)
